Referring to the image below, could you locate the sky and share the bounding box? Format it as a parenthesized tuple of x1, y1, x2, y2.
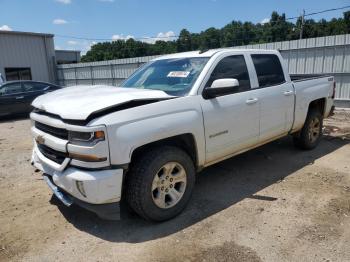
(0, 0, 349, 53)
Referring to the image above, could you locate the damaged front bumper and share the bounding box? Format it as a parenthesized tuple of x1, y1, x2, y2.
(32, 147, 124, 220)
(43, 175, 121, 220)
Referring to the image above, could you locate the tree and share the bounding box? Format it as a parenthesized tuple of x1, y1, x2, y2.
(345, 11, 350, 32)
(177, 29, 192, 52)
(81, 11, 350, 62)
(200, 27, 222, 50)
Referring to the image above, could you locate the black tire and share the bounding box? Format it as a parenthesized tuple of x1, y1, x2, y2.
(125, 146, 195, 221)
(293, 109, 323, 150)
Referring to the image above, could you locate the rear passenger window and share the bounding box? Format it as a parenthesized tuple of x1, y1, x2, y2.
(207, 55, 251, 93)
(251, 54, 285, 87)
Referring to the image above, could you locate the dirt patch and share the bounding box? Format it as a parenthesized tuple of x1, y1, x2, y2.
(323, 110, 350, 141)
(298, 196, 350, 243)
(0, 245, 23, 262)
(0, 111, 349, 262)
(189, 241, 261, 262)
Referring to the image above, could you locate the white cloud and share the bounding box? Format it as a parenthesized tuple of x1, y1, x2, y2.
(157, 31, 176, 41)
(53, 18, 68, 25)
(0, 25, 12, 31)
(260, 18, 270, 24)
(111, 34, 134, 41)
(98, 0, 114, 2)
(79, 41, 98, 54)
(143, 31, 176, 44)
(111, 31, 176, 43)
(67, 40, 78, 45)
(61, 40, 97, 54)
(55, 0, 71, 4)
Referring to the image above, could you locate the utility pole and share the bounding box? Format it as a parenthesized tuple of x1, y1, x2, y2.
(300, 9, 305, 39)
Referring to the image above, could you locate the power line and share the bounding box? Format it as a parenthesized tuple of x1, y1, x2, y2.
(54, 5, 350, 42)
(282, 5, 350, 21)
(264, 5, 350, 24)
(304, 5, 350, 17)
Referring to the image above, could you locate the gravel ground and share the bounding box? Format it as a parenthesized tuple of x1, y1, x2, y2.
(0, 110, 349, 262)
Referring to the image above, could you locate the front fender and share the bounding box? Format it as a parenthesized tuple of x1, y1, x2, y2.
(108, 110, 204, 166)
(99, 96, 206, 167)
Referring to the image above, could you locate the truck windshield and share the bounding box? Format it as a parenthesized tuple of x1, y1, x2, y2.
(121, 57, 209, 96)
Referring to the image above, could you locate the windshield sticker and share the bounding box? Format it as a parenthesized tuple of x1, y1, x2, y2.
(167, 71, 190, 78)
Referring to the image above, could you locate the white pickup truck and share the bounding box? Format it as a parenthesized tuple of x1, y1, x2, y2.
(30, 49, 335, 221)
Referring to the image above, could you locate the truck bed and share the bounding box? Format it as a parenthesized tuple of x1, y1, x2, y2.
(290, 74, 334, 133)
(290, 74, 332, 82)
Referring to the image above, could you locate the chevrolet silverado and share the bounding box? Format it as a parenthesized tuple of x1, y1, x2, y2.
(30, 49, 335, 221)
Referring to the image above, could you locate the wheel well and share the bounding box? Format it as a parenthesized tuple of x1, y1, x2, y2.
(308, 98, 325, 116)
(131, 134, 198, 168)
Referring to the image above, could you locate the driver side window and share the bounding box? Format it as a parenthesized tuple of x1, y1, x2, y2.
(0, 83, 23, 96)
(207, 55, 251, 93)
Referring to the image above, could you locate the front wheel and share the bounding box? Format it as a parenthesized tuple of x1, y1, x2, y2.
(293, 109, 323, 150)
(125, 146, 195, 221)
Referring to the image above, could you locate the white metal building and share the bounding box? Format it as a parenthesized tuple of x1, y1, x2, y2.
(0, 31, 59, 83)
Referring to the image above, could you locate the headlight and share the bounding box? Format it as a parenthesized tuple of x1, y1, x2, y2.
(68, 130, 105, 144)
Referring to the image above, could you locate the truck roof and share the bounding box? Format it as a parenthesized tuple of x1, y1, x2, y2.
(152, 48, 279, 60)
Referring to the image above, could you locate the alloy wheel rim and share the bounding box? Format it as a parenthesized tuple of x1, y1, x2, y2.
(151, 162, 187, 209)
(308, 118, 320, 143)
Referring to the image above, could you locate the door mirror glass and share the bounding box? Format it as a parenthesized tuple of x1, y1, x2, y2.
(203, 78, 239, 99)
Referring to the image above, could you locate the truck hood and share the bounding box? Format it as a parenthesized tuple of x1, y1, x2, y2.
(32, 85, 174, 120)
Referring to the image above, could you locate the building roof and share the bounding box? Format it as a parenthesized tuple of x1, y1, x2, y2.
(0, 30, 54, 38)
(55, 49, 81, 53)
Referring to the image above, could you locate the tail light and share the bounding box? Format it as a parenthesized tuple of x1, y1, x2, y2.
(331, 81, 336, 99)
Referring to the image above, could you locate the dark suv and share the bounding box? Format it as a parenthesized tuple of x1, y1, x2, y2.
(0, 81, 62, 117)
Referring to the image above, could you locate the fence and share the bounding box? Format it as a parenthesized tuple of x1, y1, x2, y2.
(57, 34, 350, 102)
(56, 55, 160, 87)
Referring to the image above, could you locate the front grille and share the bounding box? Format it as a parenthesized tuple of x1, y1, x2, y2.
(35, 121, 68, 140)
(37, 144, 68, 164)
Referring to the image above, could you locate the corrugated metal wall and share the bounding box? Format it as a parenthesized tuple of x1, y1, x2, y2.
(57, 34, 350, 101)
(57, 55, 160, 87)
(0, 32, 56, 83)
(234, 34, 350, 101)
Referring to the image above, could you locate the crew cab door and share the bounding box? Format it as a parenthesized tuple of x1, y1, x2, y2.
(200, 54, 260, 164)
(250, 54, 295, 142)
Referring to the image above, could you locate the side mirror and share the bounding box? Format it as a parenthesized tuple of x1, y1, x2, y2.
(202, 78, 240, 99)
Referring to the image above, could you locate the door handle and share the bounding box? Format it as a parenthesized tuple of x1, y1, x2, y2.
(246, 98, 258, 104)
(15, 96, 24, 99)
(283, 90, 294, 96)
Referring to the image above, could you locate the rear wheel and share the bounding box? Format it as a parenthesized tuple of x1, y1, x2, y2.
(293, 109, 323, 150)
(126, 146, 195, 221)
